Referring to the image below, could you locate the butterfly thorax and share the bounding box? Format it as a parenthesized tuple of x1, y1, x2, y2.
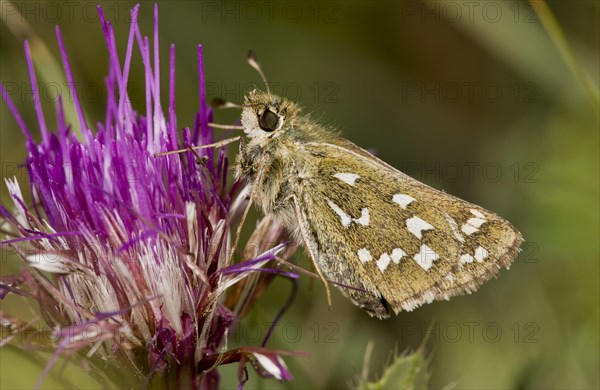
(235, 134, 300, 216)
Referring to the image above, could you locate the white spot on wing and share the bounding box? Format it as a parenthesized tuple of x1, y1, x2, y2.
(391, 248, 406, 263)
(460, 253, 475, 264)
(327, 199, 369, 228)
(334, 173, 360, 186)
(413, 244, 439, 271)
(327, 199, 351, 228)
(470, 209, 485, 219)
(406, 216, 434, 239)
(474, 246, 489, 262)
(461, 211, 487, 236)
(393, 193, 415, 209)
(354, 208, 370, 226)
(377, 253, 391, 272)
(467, 217, 486, 228)
(461, 224, 479, 235)
(358, 248, 372, 263)
(446, 214, 465, 243)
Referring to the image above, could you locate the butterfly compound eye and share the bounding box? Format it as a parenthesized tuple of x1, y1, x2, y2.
(258, 110, 279, 132)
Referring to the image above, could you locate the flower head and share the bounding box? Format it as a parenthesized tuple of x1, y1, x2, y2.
(1, 4, 297, 388)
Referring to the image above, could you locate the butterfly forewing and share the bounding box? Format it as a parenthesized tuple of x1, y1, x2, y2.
(435, 202, 522, 296)
(296, 142, 522, 318)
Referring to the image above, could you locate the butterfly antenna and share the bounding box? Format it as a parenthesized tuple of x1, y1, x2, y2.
(247, 50, 270, 94)
(153, 136, 241, 157)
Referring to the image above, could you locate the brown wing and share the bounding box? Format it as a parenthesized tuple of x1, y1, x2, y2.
(295, 141, 522, 318)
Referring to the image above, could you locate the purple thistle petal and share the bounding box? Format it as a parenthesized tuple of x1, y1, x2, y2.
(55, 26, 90, 142)
(0, 82, 33, 143)
(117, 230, 158, 254)
(143, 36, 153, 149)
(0, 274, 27, 300)
(36, 335, 70, 389)
(55, 96, 70, 156)
(97, 7, 124, 97)
(195, 45, 206, 144)
(153, 3, 162, 151)
(0, 203, 20, 225)
(219, 243, 288, 276)
(23, 40, 48, 144)
(117, 4, 140, 132)
(196, 45, 215, 173)
(169, 44, 177, 147)
(0, 231, 83, 245)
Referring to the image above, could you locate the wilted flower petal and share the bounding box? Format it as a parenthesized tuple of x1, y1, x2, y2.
(253, 353, 293, 381)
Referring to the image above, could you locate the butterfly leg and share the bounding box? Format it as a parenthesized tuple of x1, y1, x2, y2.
(229, 152, 269, 266)
(292, 195, 333, 309)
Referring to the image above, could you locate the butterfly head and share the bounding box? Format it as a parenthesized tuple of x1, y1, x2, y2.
(241, 89, 300, 140)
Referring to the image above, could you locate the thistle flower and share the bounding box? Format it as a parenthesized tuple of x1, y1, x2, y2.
(0, 4, 297, 388)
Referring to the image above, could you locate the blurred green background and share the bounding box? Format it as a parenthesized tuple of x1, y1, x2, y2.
(1, 0, 598, 388)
